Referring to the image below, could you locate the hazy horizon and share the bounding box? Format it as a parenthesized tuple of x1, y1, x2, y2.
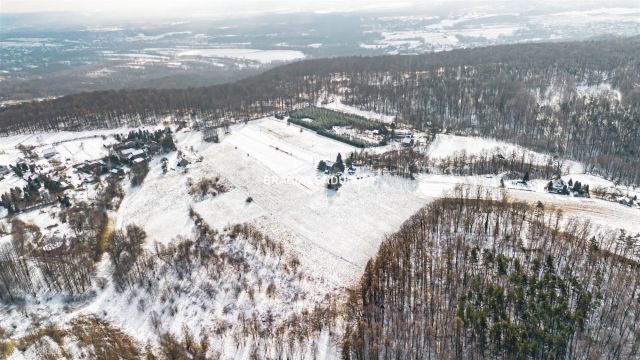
(2, 0, 639, 20)
(2, 0, 639, 102)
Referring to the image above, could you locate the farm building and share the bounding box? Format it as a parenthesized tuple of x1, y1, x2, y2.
(394, 129, 412, 139)
(42, 147, 57, 159)
(547, 178, 570, 195)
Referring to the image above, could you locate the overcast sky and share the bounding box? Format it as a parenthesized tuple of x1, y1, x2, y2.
(1, 0, 638, 18)
(1, 0, 413, 17)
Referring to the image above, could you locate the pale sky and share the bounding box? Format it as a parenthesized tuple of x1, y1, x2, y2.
(0, 0, 415, 17)
(1, 0, 637, 18)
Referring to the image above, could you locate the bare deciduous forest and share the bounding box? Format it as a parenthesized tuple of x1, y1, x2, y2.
(343, 186, 640, 359)
(1, 38, 638, 185)
(352, 148, 560, 180)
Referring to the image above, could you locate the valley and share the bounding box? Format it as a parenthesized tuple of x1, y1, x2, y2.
(0, 5, 639, 356)
(1, 100, 639, 357)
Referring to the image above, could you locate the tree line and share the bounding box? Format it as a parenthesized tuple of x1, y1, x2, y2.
(352, 148, 562, 181)
(1, 37, 638, 186)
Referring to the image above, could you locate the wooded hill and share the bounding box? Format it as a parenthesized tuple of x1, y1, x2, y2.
(343, 186, 640, 359)
(1, 37, 639, 185)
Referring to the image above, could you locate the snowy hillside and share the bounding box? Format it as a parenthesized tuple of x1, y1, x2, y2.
(0, 117, 435, 359)
(118, 118, 434, 286)
(427, 133, 585, 173)
(1, 111, 638, 359)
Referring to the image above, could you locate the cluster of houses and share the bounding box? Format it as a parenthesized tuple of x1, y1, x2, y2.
(120, 148, 146, 163)
(0, 159, 73, 213)
(105, 132, 171, 175)
(112, 138, 159, 162)
(0, 130, 170, 214)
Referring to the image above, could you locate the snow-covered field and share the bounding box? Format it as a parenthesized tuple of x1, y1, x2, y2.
(412, 172, 640, 238)
(413, 173, 640, 235)
(427, 133, 585, 173)
(0, 129, 119, 151)
(0, 118, 439, 359)
(118, 118, 433, 285)
(532, 7, 640, 26)
(176, 48, 306, 64)
(1, 113, 639, 359)
(116, 118, 639, 287)
(375, 23, 521, 50)
(508, 182, 640, 235)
